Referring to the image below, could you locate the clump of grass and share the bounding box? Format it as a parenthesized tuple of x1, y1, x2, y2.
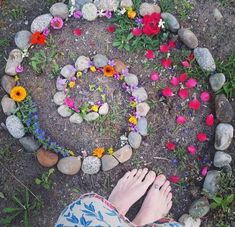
(219, 0, 235, 6)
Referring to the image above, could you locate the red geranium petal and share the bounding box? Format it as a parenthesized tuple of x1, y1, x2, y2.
(176, 116, 187, 124)
(185, 78, 197, 88)
(166, 141, 176, 151)
(169, 175, 180, 183)
(73, 28, 81, 36)
(162, 87, 173, 97)
(146, 50, 155, 59)
(188, 99, 201, 110)
(182, 60, 190, 68)
(187, 145, 197, 155)
(160, 44, 169, 53)
(132, 27, 142, 36)
(178, 88, 189, 100)
(200, 91, 211, 102)
(205, 114, 214, 126)
(161, 58, 172, 68)
(197, 133, 208, 142)
(168, 39, 176, 49)
(179, 73, 188, 82)
(107, 25, 115, 33)
(170, 76, 180, 86)
(187, 53, 195, 62)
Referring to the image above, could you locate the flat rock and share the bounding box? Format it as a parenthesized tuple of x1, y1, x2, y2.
(128, 131, 142, 149)
(1, 75, 16, 94)
(60, 65, 76, 79)
(53, 92, 66, 106)
(213, 151, 232, 168)
(203, 170, 220, 198)
(113, 145, 132, 163)
(69, 113, 83, 124)
(189, 197, 210, 218)
(98, 103, 109, 115)
(179, 214, 201, 227)
(31, 14, 53, 33)
(215, 123, 233, 150)
(94, 0, 119, 11)
(75, 56, 90, 71)
(215, 94, 234, 123)
(132, 87, 148, 102)
(124, 73, 138, 87)
(57, 156, 81, 175)
(213, 8, 223, 21)
(194, 47, 216, 72)
(14, 30, 32, 50)
(70, 0, 92, 10)
(50, 3, 69, 19)
(56, 77, 67, 91)
(19, 136, 40, 153)
(136, 117, 148, 136)
(82, 156, 101, 174)
(5, 49, 23, 76)
(1, 95, 16, 116)
(57, 105, 72, 117)
(161, 12, 180, 32)
(114, 59, 126, 73)
(101, 155, 119, 171)
(84, 112, 99, 121)
(178, 28, 198, 49)
(209, 73, 226, 92)
(82, 3, 98, 21)
(139, 3, 161, 16)
(120, 0, 133, 8)
(37, 148, 59, 167)
(93, 54, 108, 67)
(136, 102, 150, 117)
(6, 115, 25, 139)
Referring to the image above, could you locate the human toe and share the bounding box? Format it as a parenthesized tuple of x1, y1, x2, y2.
(137, 168, 149, 181)
(143, 170, 156, 185)
(128, 169, 138, 178)
(152, 174, 166, 190)
(160, 180, 170, 192)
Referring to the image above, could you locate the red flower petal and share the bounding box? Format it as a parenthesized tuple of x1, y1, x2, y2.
(168, 39, 176, 49)
(160, 44, 169, 53)
(178, 88, 189, 100)
(169, 175, 180, 183)
(161, 58, 172, 68)
(170, 76, 180, 86)
(132, 27, 142, 36)
(182, 60, 190, 68)
(176, 116, 187, 124)
(200, 91, 211, 102)
(179, 73, 188, 82)
(107, 25, 116, 33)
(146, 50, 155, 59)
(197, 133, 208, 142)
(187, 53, 195, 62)
(162, 87, 173, 97)
(201, 166, 208, 176)
(187, 145, 197, 155)
(185, 78, 197, 88)
(166, 141, 176, 151)
(205, 114, 214, 126)
(73, 28, 81, 36)
(188, 99, 201, 110)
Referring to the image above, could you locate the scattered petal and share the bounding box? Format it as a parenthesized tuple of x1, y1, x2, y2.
(205, 114, 214, 126)
(178, 88, 189, 100)
(169, 175, 180, 183)
(201, 166, 208, 176)
(187, 145, 197, 155)
(179, 73, 188, 82)
(181, 60, 190, 68)
(170, 76, 180, 86)
(168, 39, 176, 49)
(185, 78, 197, 88)
(188, 99, 201, 110)
(160, 44, 169, 53)
(197, 132, 208, 142)
(166, 141, 176, 151)
(150, 72, 160, 81)
(200, 91, 211, 102)
(162, 87, 173, 97)
(107, 25, 116, 33)
(187, 53, 194, 61)
(146, 50, 155, 59)
(132, 27, 143, 36)
(161, 58, 172, 68)
(176, 116, 187, 124)
(73, 28, 81, 36)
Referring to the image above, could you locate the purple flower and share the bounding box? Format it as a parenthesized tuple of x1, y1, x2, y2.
(108, 60, 115, 66)
(51, 17, 64, 30)
(135, 17, 143, 25)
(42, 27, 50, 36)
(16, 65, 23, 73)
(122, 68, 129, 77)
(73, 10, 82, 19)
(104, 11, 112, 19)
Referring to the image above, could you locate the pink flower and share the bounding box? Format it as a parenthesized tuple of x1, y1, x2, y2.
(197, 133, 208, 142)
(187, 145, 197, 155)
(73, 10, 82, 19)
(188, 99, 201, 110)
(107, 25, 116, 33)
(64, 97, 75, 108)
(185, 78, 197, 88)
(168, 39, 176, 49)
(205, 114, 214, 126)
(169, 175, 180, 183)
(181, 60, 190, 68)
(51, 17, 64, 29)
(179, 73, 188, 82)
(176, 116, 186, 124)
(166, 141, 176, 151)
(178, 88, 189, 100)
(161, 58, 172, 68)
(170, 76, 180, 86)
(104, 11, 112, 18)
(150, 72, 160, 81)
(201, 166, 208, 176)
(200, 91, 211, 102)
(132, 28, 143, 36)
(43, 27, 50, 36)
(16, 65, 23, 73)
(160, 44, 169, 53)
(146, 50, 155, 59)
(162, 87, 173, 97)
(73, 28, 82, 36)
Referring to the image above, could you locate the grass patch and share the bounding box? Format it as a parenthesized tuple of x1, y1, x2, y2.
(0, 39, 10, 48)
(219, 0, 235, 6)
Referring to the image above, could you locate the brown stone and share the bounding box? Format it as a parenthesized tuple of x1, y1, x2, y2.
(113, 145, 132, 163)
(114, 59, 127, 73)
(36, 148, 59, 167)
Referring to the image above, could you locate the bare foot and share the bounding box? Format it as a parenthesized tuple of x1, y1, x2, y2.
(132, 174, 172, 225)
(108, 168, 156, 215)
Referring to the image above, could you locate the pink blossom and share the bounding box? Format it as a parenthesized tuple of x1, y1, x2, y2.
(187, 145, 197, 155)
(176, 116, 187, 124)
(161, 58, 172, 68)
(201, 166, 208, 176)
(73, 10, 82, 19)
(162, 87, 173, 97)
(178, 88, 189, 100)
(185, 78, 197, 88)
(64, 97, 75, 108)
(50, 17, 64, 29)
(146, 50, 155, 59)
(181, 60, 190, 68)
(160, 44, 169, 53)
(42, 27, 50, 36)
(205, 114, 214, 126)
(150, 72, 160, 81)
(200, 91, 211, 102)
(16, 65, 23, 73)
(170, 76, 180, 86)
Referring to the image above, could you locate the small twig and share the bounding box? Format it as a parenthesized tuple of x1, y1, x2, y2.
(154, 156, 171, 161)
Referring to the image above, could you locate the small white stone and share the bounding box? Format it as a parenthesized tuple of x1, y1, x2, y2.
(75, 56, 90, 71)
(57, 105, 72, 117)
(98, 103, 109, 115)
(69, 113, 83, 124)
(82, 3, 98, 21)
(53, 92, 66, 106)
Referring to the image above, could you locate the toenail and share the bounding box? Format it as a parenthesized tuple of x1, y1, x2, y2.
(154, 183, 160, 189)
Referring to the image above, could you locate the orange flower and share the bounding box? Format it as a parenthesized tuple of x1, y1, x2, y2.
(127, 10, 137, 19)
(103, 65, 115, 77)
(92, 147, 105, 158)
(10, 86, 27, 102)
(31, 31, 46, 45)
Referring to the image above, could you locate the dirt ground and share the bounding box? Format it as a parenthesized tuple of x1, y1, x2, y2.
(0, 0, 235, 226)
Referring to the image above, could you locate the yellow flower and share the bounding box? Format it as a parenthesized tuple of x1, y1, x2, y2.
(127, 9, 136, 19)
(14, 75, 20, 82)
(108, 147, 114, 155)
(129, 116, 137, 125)
(90, 66, 96, 72)
(119, 75, 124, 80)
(92, 147, 105, 158)
(69, 81, 75, 88)
(10, 86, 27, 102)
(91, 105, 99, 112)
(76, 71, 82, 77)
(68, 150, 75, 156)
(130, 101, 137, 108)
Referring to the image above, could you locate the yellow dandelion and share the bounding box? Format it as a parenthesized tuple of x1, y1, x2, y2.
(14, 75, 20, 82)
(68, 150, 75, 156)
(129, 116, 137, 125)
(90, 66, 96, 72)
(108, 147, 114, 155)
(69, 81, 75, 88)
(76, 71, 82, 78)
(91, 105, 99, 112)
(130, 101, 137, 108)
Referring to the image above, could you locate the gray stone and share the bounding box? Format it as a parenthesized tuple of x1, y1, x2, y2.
(57, 105, 72, 117)
(161, 12, 180, 32)
(178, 214, 201, 227)
(189, 197, 210, 218)
(137, 117, 148, 136)
(178, 28, 198, 49)
(139, 3, 161, 16)
(124, 73, 138, 87)
(1, 95, 16, 116)
(203, 170, 220, 198)
(56, 77, 66, 91)
(93, 54, 108, 68)
(82, 156, 101, 174)
(5, 49, 23, 76)
(60, 65, 76, 79)
(113, 145, 132, 163)
(101, 155, 119, 171)
(215, 123, 233, 150)
(209, 73, 226, 92)
(213, 8, 223, 21)
(194, 47, 216, 72)
(57, 157, 82, 175)
(14, 30, 32, 50)
(128, 131, 142, 149)
(214, 151, 232, 168)
(1, 75, 16, 94)
(94, 0, 119, 11)
(53, 92, 66, 106)
(69, 113, 83, 124)
(136, 102, 150, 117)
(70, 0, 92, 10)
(215, 94, 234, 123)
(132, 87, 148, 102)
(82, 3, 98, 21)
(6, 115, 25, 139)
(75, 56, 90, 71)
(120, 0, 133, 8)
(31, 14, 53, 33)
(19, 136, 40, 153)
(84, 112, 99, 121)
(98, 103, 109, 115)
(50, 3, 69, 19)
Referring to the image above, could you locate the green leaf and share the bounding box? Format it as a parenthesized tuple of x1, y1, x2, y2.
(3, 207, 22, 213)
(112, 40, 121, 47)
(35, 178, 41, 185)
(213, 197, 223, 204)
(0, 211, 22, 225)
(25, 189, 29, 205)
(210, 202, 218, 209)
(226, 194, 234, 204)
(24, 210, 29, 227)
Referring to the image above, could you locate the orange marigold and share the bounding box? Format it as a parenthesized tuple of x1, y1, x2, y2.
(103, 65, 115, 77)
(92, 147, 105, 158)
(127, 10, 137, 19)
(31, 31, 46, 45)
(10, 86, 27, 102)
